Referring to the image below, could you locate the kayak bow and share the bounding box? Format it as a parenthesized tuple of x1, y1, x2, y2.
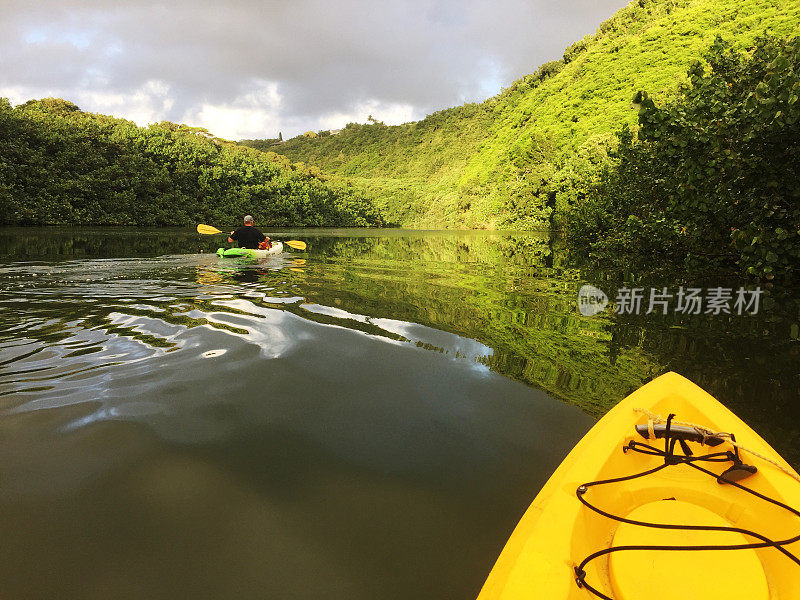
(478, 372, 800, 600)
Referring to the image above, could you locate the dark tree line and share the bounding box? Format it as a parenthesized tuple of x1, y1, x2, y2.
(0, 98, 383, 227)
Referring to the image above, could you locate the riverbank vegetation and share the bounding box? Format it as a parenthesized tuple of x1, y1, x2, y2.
(568, 35, 800, 284)
(265, 0, 799, 230)
(0, 99, 382, 227)
(2, 0, 798, 265)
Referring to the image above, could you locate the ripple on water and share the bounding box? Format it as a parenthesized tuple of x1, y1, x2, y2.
(2, 229, 796, 600)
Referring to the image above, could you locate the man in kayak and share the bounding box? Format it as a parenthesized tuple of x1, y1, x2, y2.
(228, 215, 271, 250)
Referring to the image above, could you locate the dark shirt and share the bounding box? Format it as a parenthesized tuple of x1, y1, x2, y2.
(230, 226, 266, 249)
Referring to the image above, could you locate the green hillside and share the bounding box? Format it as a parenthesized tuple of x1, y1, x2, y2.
(569, 34, 800, 284)
(0, 98, 382, 227)
(263, 0, 800, 228)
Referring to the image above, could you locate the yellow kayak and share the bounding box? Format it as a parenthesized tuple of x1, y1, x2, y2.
(477, 372, 800, 600)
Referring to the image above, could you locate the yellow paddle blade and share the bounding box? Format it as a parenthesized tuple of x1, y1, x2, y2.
(284, 240, 307, 250)
(197, 224, 222, 235)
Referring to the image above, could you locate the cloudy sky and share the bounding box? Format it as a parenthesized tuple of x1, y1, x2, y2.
(1, 0, 628, 140)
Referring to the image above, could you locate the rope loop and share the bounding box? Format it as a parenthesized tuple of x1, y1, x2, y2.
(571, 408, 800, 598)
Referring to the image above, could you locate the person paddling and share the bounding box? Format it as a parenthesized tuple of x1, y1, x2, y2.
(228, 215, 271, 250)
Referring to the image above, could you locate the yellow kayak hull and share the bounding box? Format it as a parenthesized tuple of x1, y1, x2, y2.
(477, 372, 800, 600)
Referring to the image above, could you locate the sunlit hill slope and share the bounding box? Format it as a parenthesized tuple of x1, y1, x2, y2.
(255, 0, 800, 228)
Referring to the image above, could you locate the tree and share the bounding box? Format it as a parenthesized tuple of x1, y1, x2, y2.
(568, 35, 800, 284)
(0, 98, 384, 227)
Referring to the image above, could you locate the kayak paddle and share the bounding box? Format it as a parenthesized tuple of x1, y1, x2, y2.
(196, 224, 307, 250)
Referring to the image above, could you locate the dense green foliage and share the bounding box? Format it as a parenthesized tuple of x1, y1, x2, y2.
(0, 98, 382, 227)
(238, 135, 282, 151)
(264, 0, 799, 228)
(568, 35, 800, 284)
(263, 105, 495, 226)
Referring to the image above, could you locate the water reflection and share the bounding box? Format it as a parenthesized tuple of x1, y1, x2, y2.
(0, 227, 798, 599)
(2, 228, 798, 456)
(2, 228, 797, 455)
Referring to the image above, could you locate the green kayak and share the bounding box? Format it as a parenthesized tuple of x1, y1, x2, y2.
(216, 242, 284, 259)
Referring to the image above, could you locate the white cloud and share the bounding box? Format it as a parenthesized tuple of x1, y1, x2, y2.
(1, 0, 630, 137)
(185, 103, 280, 140)
(0, 86, 36, 105)
(179, 84, 419, 140)
(82, 80, 174, 124)
(1, 78, 419, 140)
(23, 26, 92, 49)
(316, 100, 419, 131)
(1, 80, 175, 127)
(180, 80, 282, 139)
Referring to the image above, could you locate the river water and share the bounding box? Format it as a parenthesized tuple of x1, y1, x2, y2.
(1, 227, 798, 599)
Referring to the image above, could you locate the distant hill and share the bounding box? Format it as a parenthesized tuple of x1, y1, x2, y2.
(259, 0, 800, 228)
(0, 99, 381, 227)
(239, 133, 283, 151)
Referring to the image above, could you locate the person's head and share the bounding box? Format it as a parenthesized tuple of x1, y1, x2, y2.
(243, 215, 254, 226)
